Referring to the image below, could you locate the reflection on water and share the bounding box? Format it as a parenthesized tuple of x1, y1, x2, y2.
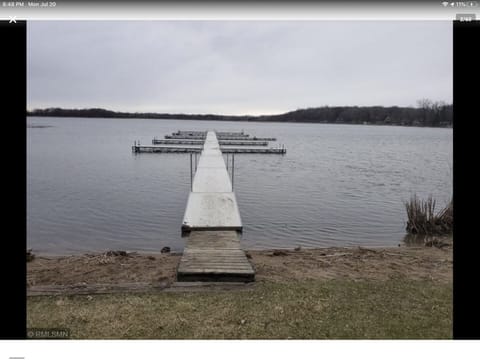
(27, 117, 453, 255)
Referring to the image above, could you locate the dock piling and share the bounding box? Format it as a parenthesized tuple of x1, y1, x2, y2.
(190, 153, 193, 191)
(232, 153, 235, 190)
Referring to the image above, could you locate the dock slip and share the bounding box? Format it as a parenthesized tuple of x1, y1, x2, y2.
(133, 144, 285, 154)
(165, 134, 276, 141)
(172, 130, 247, 137)
(132, 144, 202, 153)
(178, 131, 255, 282)
(153, 138, 269, 146)
(133, 130, 285, 154)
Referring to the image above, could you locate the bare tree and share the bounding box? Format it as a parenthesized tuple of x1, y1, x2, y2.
(416, 98, 432, 125)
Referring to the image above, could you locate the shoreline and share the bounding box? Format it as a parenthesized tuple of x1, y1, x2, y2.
(27, 115, 453, 129)
(27, 244, 452, 295)
(24, 245, 412, 258)
(27, 234, 453, 258)
(28, 244, 452, 338)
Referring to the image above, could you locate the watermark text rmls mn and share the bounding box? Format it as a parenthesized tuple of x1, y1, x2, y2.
(27, 328, 70, 339)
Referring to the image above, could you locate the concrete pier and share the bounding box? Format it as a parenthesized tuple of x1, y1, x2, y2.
(182, 132, 242, 231)
(178, 131, 255, 282)
(131, 130, 286, 281)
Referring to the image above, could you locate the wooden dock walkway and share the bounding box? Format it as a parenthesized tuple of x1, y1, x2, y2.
(178, 131, 255, 282)
(177, 231, 254, 282)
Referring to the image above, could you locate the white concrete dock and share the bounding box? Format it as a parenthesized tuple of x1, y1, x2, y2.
(178, 131, 254, 282)
(182, 131, 242, 232)
(182, 193, 242, 230)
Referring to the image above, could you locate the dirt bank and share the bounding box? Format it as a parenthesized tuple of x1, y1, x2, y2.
(27, 245, 452, 292)
(27, 245, 453, 338)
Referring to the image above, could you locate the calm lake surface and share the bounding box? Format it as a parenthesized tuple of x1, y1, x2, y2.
(27, 117, 452, 254)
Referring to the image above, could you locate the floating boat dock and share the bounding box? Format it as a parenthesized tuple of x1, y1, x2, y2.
(165, 134, 206, 140)
(132, 144, 202, 153)
(221, 146, 285, 154)
(165, 134, 276, 141)
(152, 139, 205, 145)
(152, 138, 270, 146)
(133, 144, 285, 154)
(172, 130, 248, 137)
(177, 131, 255, 282)
(220, 136, 277, 141)
(133, 130, 285, 154)
(133, 145, 285, 154)
(173, 130, 207, 136)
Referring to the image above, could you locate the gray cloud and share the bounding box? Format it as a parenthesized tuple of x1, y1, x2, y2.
(28, 20, 452, 115)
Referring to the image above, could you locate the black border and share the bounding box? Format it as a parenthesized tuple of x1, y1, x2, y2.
(452, 20, 480, 340)
(0, 20, 27, 339)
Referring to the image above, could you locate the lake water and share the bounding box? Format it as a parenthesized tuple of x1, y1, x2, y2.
(27, 117, 452, 255)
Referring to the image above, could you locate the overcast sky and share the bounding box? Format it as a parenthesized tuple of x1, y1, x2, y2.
(27, 21, 452, 115)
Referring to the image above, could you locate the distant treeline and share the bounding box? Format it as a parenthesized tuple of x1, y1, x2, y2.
(27, 100, 452, 127)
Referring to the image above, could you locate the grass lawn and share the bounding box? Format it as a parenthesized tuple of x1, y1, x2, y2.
(27, 276, 452, 339)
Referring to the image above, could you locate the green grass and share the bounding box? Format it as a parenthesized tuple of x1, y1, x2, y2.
(27, 278, 452, 339)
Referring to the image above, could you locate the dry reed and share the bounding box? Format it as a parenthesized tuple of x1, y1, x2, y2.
(405, 195, 453, 235)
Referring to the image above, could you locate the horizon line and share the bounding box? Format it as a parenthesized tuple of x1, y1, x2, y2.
(27, 102, 452, 117)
